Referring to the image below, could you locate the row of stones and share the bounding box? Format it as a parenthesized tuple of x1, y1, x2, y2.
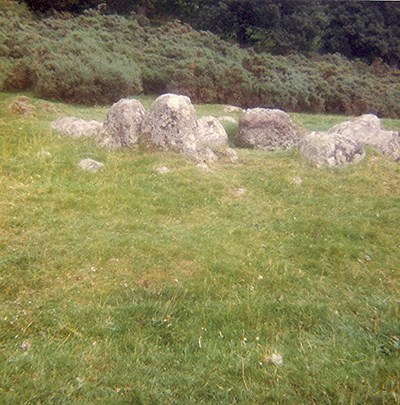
(52, 94, 238, 164)
(52, 93, 400, 167)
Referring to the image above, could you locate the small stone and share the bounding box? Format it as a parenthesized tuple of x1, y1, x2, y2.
(156, 166, 170, 174)
(197, 116, 228, 148)
(292, 177, 303, 185)
(216, 147, 239, 163)
(79, 159, 104, 172)
(235, 187, 247, 196)
(268, 353, 284, 366)
(20, 340, 31, 351)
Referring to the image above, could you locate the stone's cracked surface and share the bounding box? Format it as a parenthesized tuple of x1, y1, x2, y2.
(328, 114, 400, 161)
(196, 116, 228, 149)
(299, 132, 366, 167)
(141, 94, 198, 155)
(235, 108, 298, 151)
(97, 98, 145, 149)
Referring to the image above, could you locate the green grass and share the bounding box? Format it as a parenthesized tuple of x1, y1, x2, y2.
(1, 92, 400, 404)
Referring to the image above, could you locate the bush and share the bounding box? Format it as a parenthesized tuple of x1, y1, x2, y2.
(1, 2, 399, 116)
(32, 52, 142, 105)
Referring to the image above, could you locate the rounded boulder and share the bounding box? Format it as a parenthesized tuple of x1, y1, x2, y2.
(235, 108, 298, 151)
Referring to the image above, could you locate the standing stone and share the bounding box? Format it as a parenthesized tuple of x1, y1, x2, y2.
(235, 108, 298, 151)
(97, 98, 145, 149)
(328, 114, 400, 161)
(299, 132, 365, 167)
(140, 94, 198, 156)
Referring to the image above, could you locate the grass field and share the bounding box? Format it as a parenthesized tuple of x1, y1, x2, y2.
(1, 92, 399, 404)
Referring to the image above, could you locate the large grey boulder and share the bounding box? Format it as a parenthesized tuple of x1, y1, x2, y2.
(299, 132, 366, 167)
(328, 114, 400, 161)
(97, 98, 145, 149)
(140, 94, 197, 155)
(51, 117, 102, 138)
(235, 108, 298, 151)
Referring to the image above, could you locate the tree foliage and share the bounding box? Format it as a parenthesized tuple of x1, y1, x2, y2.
(16, 0, 400, 66)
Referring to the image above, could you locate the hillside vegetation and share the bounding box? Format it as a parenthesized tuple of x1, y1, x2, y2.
(1, 1, 399, 117)
(1, 92, 400, 403)
(19, 0, 400, 67)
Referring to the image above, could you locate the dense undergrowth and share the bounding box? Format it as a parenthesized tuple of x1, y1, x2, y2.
(0, 0, 399, 117)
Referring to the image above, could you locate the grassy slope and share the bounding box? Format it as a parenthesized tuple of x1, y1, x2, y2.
(0, 92, 400, 403)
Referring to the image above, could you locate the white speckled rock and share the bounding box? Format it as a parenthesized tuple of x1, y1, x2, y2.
(328, 114, 400, 161)
(299, 132, 365, 167)
(140, 94, 197, 156)
(97, 98, 145, 149)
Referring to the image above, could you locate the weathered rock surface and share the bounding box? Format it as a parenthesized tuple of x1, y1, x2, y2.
(97, 98, 145, 149)
(299, 132, 365, 167)
(52, 117, 102, 138)
(196, 116, 228, 149)
(79, 158, 104, 172)
(328, 114, 400, 161)
(140, 94, 197, 155)
(235, 108, 298, 151)
(193, 116, 239, 163)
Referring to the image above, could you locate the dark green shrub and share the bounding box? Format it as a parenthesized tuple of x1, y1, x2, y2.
(32, 52, 142, 105)
(3, 59, 35, 91)
(1, 2, 399, 116)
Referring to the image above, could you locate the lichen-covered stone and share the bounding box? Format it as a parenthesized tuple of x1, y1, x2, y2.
(299, 132, 365, 167)
(97, 98, 145, 149)
(235, 108, 298, 151)
(140, 94, 197, 155)
(196, 116, 228, 149)
(328, 114, 400, 161)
